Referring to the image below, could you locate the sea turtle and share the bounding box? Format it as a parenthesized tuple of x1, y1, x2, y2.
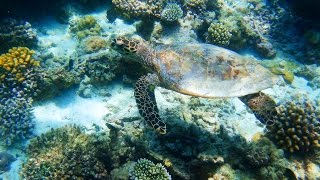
(111, 36, 279, 134)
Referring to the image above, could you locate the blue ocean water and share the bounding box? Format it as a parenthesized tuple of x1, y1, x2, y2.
(0, 0, 319, 179)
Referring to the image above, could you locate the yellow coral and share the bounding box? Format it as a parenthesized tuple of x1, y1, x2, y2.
(0, 47, 40, 82)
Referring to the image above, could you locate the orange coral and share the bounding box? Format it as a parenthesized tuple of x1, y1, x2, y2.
(0, 47, 40, 82)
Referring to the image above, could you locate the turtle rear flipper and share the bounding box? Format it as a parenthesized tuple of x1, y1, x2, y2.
(134, 73, 167, 134)
(240, 92, 277, 126)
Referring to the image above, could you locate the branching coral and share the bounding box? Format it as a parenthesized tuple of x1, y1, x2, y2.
(0, 47, 41, 145)
(21, 125, 109, 179)
(111, 0, 166, 19)
(69, 15, 102, 40)
(161, 3, 183, 23)
(129, 158, 171, 180)
(0, 47, 40, 82)
(0, 19, 37, 53)
(267, 101, 320, 153)
(0, 96, 34, 145)
(206, 23, 232, 46)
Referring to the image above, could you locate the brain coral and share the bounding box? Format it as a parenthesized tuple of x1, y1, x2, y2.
(129, 158, 171, 180)
(112, 0, 166, 19)
(267, 101, 320, 153)
(206, 22, 232, 46)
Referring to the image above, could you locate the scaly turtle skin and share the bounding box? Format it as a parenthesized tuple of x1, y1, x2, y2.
(112, 36, 279, 134)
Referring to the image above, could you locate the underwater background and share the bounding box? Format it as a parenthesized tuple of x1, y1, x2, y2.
(0, 0, 319, 179)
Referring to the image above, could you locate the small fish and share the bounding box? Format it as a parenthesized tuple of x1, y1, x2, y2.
(67, 58, 74, 71)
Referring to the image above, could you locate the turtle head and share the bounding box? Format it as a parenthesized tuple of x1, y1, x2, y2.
(111, 36, 140, 56)
(111, 36, 157, 69)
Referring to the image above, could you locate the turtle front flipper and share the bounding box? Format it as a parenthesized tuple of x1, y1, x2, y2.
(239, 92, 277, 126)
(134, 73, 167, 134)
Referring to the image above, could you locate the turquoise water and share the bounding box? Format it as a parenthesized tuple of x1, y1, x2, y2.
(0, 0, 319, 179)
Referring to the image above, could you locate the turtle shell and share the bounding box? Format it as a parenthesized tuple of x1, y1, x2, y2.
(153, 43, 278, 98)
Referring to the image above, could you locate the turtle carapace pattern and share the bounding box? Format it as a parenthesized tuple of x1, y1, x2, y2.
(112, 36, 279, 134)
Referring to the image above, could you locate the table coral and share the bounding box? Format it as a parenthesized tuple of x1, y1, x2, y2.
(267, 101, 320, 153)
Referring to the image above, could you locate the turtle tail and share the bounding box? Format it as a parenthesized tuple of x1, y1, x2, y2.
(239, 92, 277, 126)
(134, 73, 167, 134)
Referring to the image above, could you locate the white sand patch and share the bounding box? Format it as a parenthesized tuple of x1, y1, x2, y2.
(231, 98, 264, 141)
(37, 18, 77, 57)
(264, 76, 320, 103)
(33, 89, 108, 135)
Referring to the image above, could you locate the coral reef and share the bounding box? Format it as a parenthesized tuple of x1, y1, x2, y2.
(267, 101, 320, 153)
(69, 15, 102, 40)
(0, 19, 37, 53)
(160, 3, 183, 23)
(0, 47, 40, 82)
(81, 36, 107, 53)
(0, 47, 42, 145)
(0, 96, 34, 145)
(229, 137, 290, 179)
(82, 51, 120, 84)
(0, 151, 16, 173)
(184, 0, 208, 15)
(20, 125, 109, 179)
(129, 158, 171, 180)
(206, 22, 232, 46)
(111, 0, 166, 19)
